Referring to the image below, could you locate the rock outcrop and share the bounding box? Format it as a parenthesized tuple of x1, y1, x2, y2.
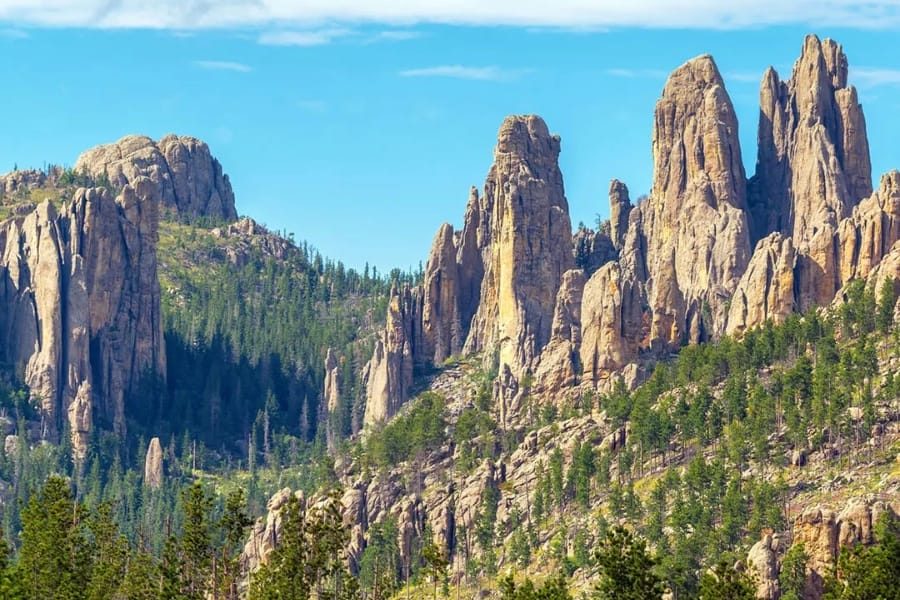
(0, 180, 166, 452)
(242, 488, 306, 574)
(463, 115, 574, 377)
(837, 170, 900, 285)
(573, 226, 616, 276)
(323, 348, 343, 450)
(747, 532, 789, 600)
(580, 262, 641, 382)
(792, 500, 897, 598)
(422, 224, 465, 365)
(609, 179, 632, 252)
(725, 36, 895, 332)
(749, 35, 871, 309)
(533, 269, 586, 391)
(726, 233, 798, 335)
(363, 284, 421, 426)
(0, 167, 62, 198)
(75, 134, 237, 222)
(753, 36, 872, 243)
(641, 54, 751, 347)
(144, 437, 164, 490)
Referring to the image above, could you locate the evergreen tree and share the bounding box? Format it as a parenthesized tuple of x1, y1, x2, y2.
(18, 476, 91, 600)
(593, 526, 665, 600)
(698, 560, 755, 600)
(180, 483, 214, 599)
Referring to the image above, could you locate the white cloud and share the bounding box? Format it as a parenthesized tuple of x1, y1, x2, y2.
(851, 67, 900, 88)
(2, 1, 900, 30)
(258, 28, 353, 46)
(399, 65, 526, 81)
(193, 60, 252, 72)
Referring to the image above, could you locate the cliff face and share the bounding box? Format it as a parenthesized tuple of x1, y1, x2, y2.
(74, 134, 238, 222)
(0, 180, 165, 456)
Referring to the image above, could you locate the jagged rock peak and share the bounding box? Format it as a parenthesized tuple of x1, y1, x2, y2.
(750, 34, 872, 247)
(641, 52, 751, 347)
(463, 114, 574, 377)
(74, 134, 238, 222)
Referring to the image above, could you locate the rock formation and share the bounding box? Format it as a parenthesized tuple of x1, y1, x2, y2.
(422, 224, 465, 365)
(242, 487, 306, 574)
(323, 349, 343, 450)
(750, 35, 871, 246)
(363, 284, 422, 426)
(533, 269, 586, 391)
(726, 233, 798, 335)
(641, 54, 751, 347)
(838, 170, 900, 285)
(748, 35, 871, 310)
(463, 115, 574, 377)
(363, 115, 575, 427)
(791, 500, 896, 598)
(75, 134, 238, 222)
(0, 166, 62, 198)
(0, 180, 166, 453)
(725, 37, 900, 332)
(144, 437, 164, 490)
(747, 532, 789, 600)
(573, 226, 616, 276)
(609, 179, 632, 252)
(580, 261, 641, 382)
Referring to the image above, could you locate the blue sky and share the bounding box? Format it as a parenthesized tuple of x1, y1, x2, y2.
(2, 2, 900, 273)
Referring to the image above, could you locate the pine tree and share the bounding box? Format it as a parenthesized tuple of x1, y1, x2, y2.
(593, 526, 665, 600)
(18, 475, 91, 599)
(217, 489, 252, 600)
(180, 483, 214, 599)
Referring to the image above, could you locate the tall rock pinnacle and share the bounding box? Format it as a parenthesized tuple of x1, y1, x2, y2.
(463, 115, 574, 376)
(641, 54, 751, 347)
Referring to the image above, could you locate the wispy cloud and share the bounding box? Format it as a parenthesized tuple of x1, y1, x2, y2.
(606, 68, 668, 79)
(0, 27, 28, 39)
(193, 60, 252, 72)
(3, 1, 900, 30)
(258, 28, 353, 47)
(400, 65, 527, 81)
(372, 30, 422, 42)
(851, 67, 900, 88)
